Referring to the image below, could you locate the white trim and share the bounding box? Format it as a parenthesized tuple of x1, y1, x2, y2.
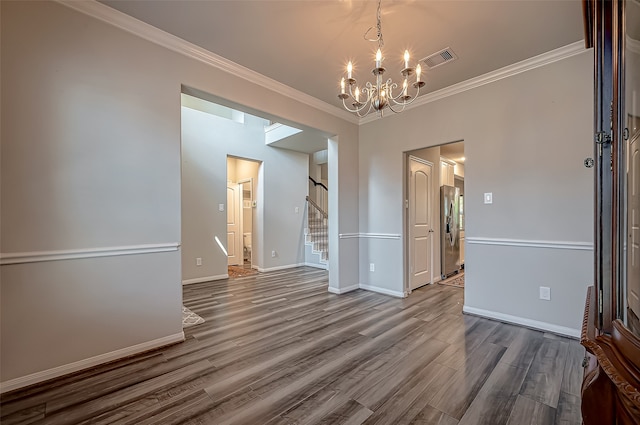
(0, 243, 181, 265)
(328, 284, 359, 294)
(360, 41, 587, 125)
(358, 284, 406, 298)
(182, 274, 229, 285)
(257, 263, 308, 273)
(465, 237, 593, 251)
(462, 306, 580, 339)
(408, 155, 434, 167)
(303, 262, 328, 270)
(339, 233, 402, 240)
(56, 0, 358, 125)
(55, 1, 586, 128)
(0, 331, 185, 394)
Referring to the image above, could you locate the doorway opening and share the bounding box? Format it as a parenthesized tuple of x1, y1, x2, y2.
(227, 156, 261, 277)
(405, 141, 465, 293)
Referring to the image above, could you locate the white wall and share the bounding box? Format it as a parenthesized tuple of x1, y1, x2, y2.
(359, 50, 594, 335)
(182, 105, 309, 280)
(0, 0, 359, 390)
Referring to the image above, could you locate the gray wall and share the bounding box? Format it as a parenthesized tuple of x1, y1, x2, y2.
(0, 0, 359, 388)
(359, 50, 594, 333)
(182, 104, 310, 280)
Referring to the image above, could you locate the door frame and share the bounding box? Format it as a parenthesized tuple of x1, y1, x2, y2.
(226, 182, 242, 266)
(405, 154, 435, 294)
(238, 177, 254, 269)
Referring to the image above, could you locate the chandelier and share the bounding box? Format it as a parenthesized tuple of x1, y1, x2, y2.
(338, 0, 425, 117)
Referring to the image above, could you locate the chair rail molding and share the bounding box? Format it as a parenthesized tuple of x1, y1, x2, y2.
(339, 233, 401, 240)
(465, 237, 593, 251)
(0, 243, 180, 265)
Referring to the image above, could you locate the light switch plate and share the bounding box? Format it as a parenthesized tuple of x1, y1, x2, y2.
(484, 193, 493, 204)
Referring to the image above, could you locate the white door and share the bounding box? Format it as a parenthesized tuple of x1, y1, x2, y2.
(628, 134, 640, 318)
(409, 157, 433, 290)
(227, 183, 242, 266)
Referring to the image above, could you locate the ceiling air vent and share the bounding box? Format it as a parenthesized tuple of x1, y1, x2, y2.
(421, 47, 458, 70)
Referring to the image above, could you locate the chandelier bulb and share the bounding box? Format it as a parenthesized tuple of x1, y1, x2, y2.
(404, 50, 410, 68)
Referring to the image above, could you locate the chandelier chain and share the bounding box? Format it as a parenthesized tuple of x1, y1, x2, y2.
(364, 0, 384, 48)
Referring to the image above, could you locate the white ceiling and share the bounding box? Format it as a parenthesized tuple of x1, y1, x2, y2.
(99, 0, 585, 111)
(440, 141, 465, 164)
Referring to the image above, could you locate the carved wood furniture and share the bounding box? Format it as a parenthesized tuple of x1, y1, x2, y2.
(582, 286, 640, 424)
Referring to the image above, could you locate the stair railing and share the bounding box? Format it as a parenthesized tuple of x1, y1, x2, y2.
(305, 195, 328, 260)
(308, 176, 328, 215)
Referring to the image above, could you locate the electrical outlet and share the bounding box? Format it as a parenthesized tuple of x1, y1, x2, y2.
(271, 250, 277, 258)
(539, 286, 551, 301)
(196, 257, 202, 266)
(218, 203, 225, 212)
(295, 206, 299, 214)
(370, 263, 375, 272)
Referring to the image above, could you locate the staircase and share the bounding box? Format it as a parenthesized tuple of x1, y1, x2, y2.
(305, 196, 328, 264)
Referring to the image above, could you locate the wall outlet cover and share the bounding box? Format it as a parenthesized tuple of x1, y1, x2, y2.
(539, 286, 551, 300)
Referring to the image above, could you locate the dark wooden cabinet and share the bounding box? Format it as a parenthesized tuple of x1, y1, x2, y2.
(582, 0, 640, 423)
(582, 287, 640, 424)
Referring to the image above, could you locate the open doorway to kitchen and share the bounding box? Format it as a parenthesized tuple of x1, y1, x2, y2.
(405, 141, 465, 292)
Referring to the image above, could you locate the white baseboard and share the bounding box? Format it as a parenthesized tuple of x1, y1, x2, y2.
(258, 263, 307, 273)
(328, 284, 359, 294)
(303, 262, 328, 270)
(462, 306, 580, 339)
(182, 274, 228, 285)
(359, 284, 406, 298)
(0, 331, 185, 394)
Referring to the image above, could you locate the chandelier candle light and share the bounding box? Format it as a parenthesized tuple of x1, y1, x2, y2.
(338, 0, 425, 117)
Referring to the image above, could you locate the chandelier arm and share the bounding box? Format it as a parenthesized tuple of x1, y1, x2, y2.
(356, 102, 375, 118)
(387, 101, 408, 114)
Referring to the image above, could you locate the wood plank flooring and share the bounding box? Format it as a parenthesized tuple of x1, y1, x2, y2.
(0, 267, 584, 425)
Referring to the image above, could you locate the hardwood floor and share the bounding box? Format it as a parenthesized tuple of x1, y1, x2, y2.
(0, 267, 584, 425)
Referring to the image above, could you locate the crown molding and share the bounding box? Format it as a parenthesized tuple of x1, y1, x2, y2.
(56, 1, 587, 128)
(56, 0, 359, 125)
(360, 40, 588, 125)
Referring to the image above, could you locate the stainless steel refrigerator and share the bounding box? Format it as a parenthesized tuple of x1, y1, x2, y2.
(441, 185, 460, 279)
